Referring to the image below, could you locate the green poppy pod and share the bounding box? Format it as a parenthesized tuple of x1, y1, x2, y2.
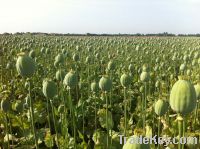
(56, 69, 66, 81)
(55, 53, 64, 63)
(85, 56, 92, 64)
(128, 64, 134, 73)
(95, 53, 100, 59)
(91, 81, 99, 93)
(45, 48, 50, 54)
(6, 62, 13, 69)
(73, 53, 79, 62)
(142, 64, 149, 72)
(58, 104, 65, 114)
(54, 60, 59, 68)
(180, 63, 186, 72)
(140, 71, 150, 82)
(29, 50, 36, 58)
(42, 79, 57, 99)
(187, 69, 191, 76)
(14, 100, 23, 113)
(194, 83, 200, 99)
(122, 135, 150, 149)
(169, 79, 197, 115)
(139, 86, 144, 93)
(16, 53, 36, 77)
(120, 73, 131, 88)
(63, 70, 78, 88)
(107, 60, 115, 71)
(99, 75, 112, 92)
(1, 99, 10, 112)
(154, 99, 168, 116)
(40, 47, 45, 53)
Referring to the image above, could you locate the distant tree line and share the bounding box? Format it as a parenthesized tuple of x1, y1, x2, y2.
(1, 32, 200, 37)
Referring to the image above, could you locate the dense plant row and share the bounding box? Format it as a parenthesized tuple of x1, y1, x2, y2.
(0, 35, 200, 149)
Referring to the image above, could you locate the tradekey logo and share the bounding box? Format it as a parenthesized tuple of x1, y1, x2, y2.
(119, 135, 198, 146)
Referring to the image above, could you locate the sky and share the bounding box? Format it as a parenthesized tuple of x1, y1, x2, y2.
(0, 0, 200, 34)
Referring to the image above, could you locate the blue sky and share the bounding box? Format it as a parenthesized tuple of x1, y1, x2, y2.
(0, 0, 200, 34)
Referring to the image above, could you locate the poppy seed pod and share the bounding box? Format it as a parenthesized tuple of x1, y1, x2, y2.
(14, 100, 24, 113)
(91, 81, 99, 93)
(85, 56, 92, 64)
(73, 53, 79, 62)
(140, 71, 150, 82)
(128, 64, 134, 73)
(56, 69, 66, 81)
(63, 70, 78, 88)
(180, 63, 186, 72)
(120, 73, 131, 88)
(16, 53, 36, 77)
(29, 50, 36, 58)
(99, 75, 112, 92)
(170, 79, 196, 115)
(55, 53, 64, 63)
(154, 99, 168, 116)
(194, 83, 200, 99)
(107, 60, 115, 71)
(42, 79, 57, 99)
(1, 99, 10, 112)
(122, 135, 150, 149)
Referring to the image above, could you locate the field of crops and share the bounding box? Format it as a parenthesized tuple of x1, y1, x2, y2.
(0, 35, 200, 149)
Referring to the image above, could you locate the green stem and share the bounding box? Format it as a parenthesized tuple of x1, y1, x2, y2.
(28, 80, 39, 149)
(157, 117, 161, 149)
(5, 113, 10, 149)
(50, 100, 59, 148)
(124, 87, 127, 136)
(178, 115, 183, 149)
(105, 92, 109, 149)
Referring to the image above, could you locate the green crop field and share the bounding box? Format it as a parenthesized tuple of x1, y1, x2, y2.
(0, 34, 199, 149)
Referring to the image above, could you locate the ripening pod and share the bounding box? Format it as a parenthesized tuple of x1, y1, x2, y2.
(85, 56, 92, 64)
(58, 104, 65, 114)
(73, 53, 79, 62)
(63, 70, 78, 88)
(42, 79, 57, 98)
(91, 81, 99, 93)
(55, 53, 64, 63)
(14, 100, 23, 113)
(140, 71, 150, 82)
(1, 99, 10, 112)
(29, 50, 36, 58)
(183, 55, 189, 62)
(56, 69, 66, 81)
(99, 75, 112, 92)
(120, 73, 131, 88)
(45, 48, 50, 54)
(169, 79, 197, 115)
(16, 53, 36, 77)
(6, 62, 13, 69)
(128, 64, 134, 73)
(194, 82, 200, 99)
(62, 49, 67, 54)
(122, 135, 150, 149)
(180, 63, 186, 72)
(41, 47, 45, 54)
(142, 64, 149, 72)
(187, 69, 191, 76)
(155, 80, 161, 88)
(154, 99, 168, 116)
(54, 60, 59, 68)
(139, 86, 144, 93)
(107, 60, 115, 71)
